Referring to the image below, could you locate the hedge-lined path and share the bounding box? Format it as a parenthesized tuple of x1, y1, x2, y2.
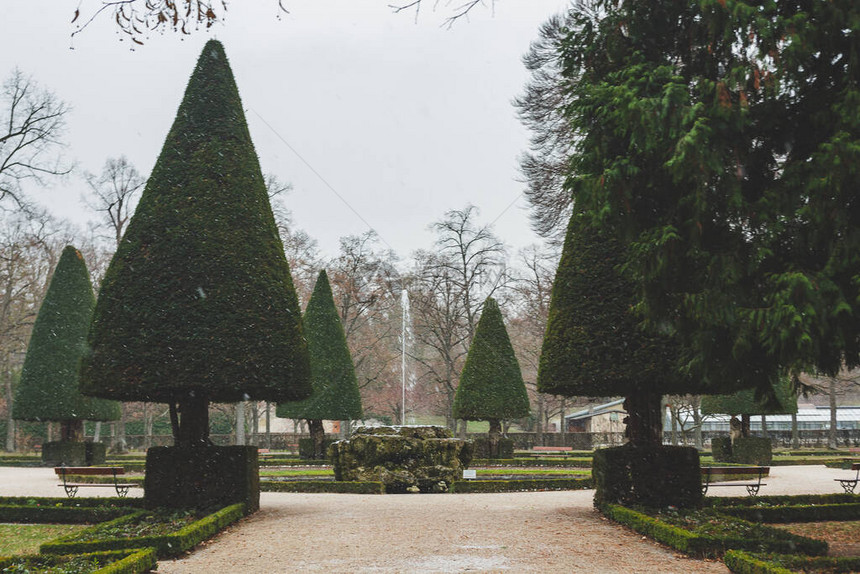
(0, 465, 849, 573)
(157, 490, 727, 573)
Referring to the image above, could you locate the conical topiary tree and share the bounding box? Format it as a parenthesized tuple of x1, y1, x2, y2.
(13, 246, 120, 461)
(453, 297, 529, 457)
(538, 216, 686, 445)
(78, 41, 311, 509)
(277, 270, 362, 459)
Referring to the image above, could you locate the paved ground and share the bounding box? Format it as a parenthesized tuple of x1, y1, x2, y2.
(0, 464, 851, 573)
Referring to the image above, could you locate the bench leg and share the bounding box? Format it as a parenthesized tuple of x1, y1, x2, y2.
(746, 484, 760, 496)
(63, 485, 78, 498)
(701, 484, 709, 496)
(839, 480, 857, 494)
(115, 485, 131, 498)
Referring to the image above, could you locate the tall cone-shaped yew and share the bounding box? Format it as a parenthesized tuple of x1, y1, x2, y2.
(453, 297, 529, 457)
(277, 270, 362, 458)
(14, 246, 121, 441)
(80, 40, 311, 449)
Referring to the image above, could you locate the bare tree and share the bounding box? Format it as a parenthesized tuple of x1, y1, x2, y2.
(83, 156, 146, 246)
(409, 206, 508, 429)
(0, 70, 71, 209)
(72, 1, 490, 43)
(514, 13, 578, 243)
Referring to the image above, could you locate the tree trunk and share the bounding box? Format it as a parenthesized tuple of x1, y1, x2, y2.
(113, 405, 127, 453)
(741, 414, 751, 438)
(669, 401, 679, 446)
(60, 420, 84, 442)
(251, 403, 260, 445)
(144, 404, 153, 450)
(829, 377, 838, 449)
(559, 398, 566, 439)
(488, 418, 502, 458)
(692, 397, 703, 450)
(93, 422, 102, 442)
(235, 401, 246, 445)
(265, 401, 272, 449)
(761, 415, 768, 438)
(623, 388, 663, 447)
(4, 366, 15, 452)
(175, 393, 210, 448)
(791, 412, 799, 449)
(536, 395, 544, 446)
(308, 419, 325, 459)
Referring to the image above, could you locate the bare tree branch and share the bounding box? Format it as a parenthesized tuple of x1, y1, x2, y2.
(82, 156, 146, 246)
(0, 70, 71, 209)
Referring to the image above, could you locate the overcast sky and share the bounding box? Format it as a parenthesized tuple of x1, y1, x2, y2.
(4, 1, 568, 260)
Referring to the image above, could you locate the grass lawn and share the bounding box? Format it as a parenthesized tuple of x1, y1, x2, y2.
(774, 520, 860, 557)
(0, 523, 87, 555)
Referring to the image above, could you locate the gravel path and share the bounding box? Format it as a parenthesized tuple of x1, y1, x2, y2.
(0, 464, 850, 573)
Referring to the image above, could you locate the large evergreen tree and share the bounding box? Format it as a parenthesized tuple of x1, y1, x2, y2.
(702, 378, 798, 437)
(13, 246, 120, 440)
(277, 270, 361, 458)
(453, 297, 529, 453)
(79, 40, 312, 447)
(538, 216, 683, 445)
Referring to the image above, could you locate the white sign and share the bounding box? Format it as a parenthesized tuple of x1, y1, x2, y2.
(462, 470, 477, 480)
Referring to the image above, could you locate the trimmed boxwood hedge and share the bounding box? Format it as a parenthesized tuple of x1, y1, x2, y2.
(261, 480, 384, 494)
(41, 503, 246, 557)
(470, 438, 515, 460)
(449, 477, 592, 493)
(714, 503, 860, 523)
(0, 548, 157, 574)
(598, 503, 827, 558)
(474, 458, 592, 468)
(724, 551, 860, 574)
(704, 493, 860, 509)
(0, 503, 138, 523)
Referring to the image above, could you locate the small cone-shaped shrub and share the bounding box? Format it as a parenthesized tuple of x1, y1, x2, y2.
(13, 246, 120, 426)
(453, 297, 529, 444)
(277, 271, 361, 456)
(79, 40, 311, 411)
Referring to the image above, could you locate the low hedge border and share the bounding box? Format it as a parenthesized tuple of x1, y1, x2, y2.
(724, 550, 860, 574)
(0, 548, 157, 574)
(0, 496, 145, 508)
(714, 503, 860, 523)
(705, 493, 860, 509)
(261, 480, 384, 494)
(472, 458, 592, 468)
(64, 474, 145, 486)
(449, 477, 592, 493)
(598, 503, 827, 559)
(41, 503, 246, 558)
(0, 504, 139, 523)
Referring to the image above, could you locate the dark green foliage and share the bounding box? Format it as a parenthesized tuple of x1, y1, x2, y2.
(702, 378, 797, 417)
(592, 445, 703, 509)
(260, 480, 384, 494)
(470, 437, 514, 459)
(276, 270, 361, 420)
(725, 551, 860, 574)
(538, 217, 683, 397)
(13, 246, 120, 423)
(144, 446, 258, 511)
(41, 503, 245, 558)
(712, 437, 733, 463)
(0, 548, 157, 574)
(549, 1, 860, 393)
(449, 477, 592, 493)
(599, 503, 828, 559)
(297, 437, 335, 460)
(80, 40, 311, 405)
(42, 441, 88, 466)
(453, 297, 529, 421)
(0, 496, 145, 508)
(731, 438, 773, 466)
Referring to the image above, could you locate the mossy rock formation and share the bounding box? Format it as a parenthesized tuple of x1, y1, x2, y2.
(329, 426, 473, 493)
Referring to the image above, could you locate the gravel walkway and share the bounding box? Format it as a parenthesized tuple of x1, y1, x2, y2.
(0, 464, 850, 573)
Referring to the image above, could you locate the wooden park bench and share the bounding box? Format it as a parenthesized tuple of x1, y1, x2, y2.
(702, 466, 768, 496)
(54, 466, 138, 498)
(835, 463, 860, 494)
